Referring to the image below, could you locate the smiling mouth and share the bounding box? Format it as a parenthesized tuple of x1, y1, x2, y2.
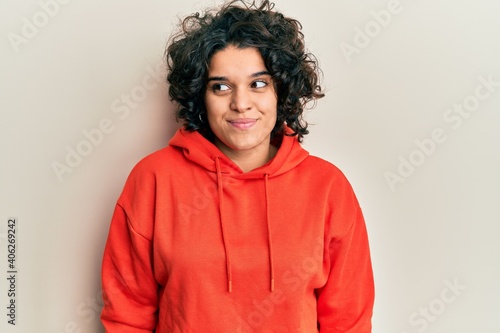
(228, 119, 257, 130)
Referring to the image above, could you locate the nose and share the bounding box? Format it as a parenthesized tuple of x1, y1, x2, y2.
(230, 88, 252, 112)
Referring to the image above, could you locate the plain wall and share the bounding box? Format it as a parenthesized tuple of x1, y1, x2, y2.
(1, 0, 499, 332)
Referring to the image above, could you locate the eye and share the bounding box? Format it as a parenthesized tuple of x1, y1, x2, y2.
(211, 83, 230, 92)
(251, 80, 268, 89)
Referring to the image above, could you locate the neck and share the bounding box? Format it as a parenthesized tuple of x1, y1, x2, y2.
(215, 141, 278, 173)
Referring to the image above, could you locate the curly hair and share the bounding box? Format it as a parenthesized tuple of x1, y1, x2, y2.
(165, 0, 324, 142)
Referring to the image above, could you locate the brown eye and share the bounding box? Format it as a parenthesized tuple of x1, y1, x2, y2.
(212, 83, 230, 92)
(251, 80, 267, 89)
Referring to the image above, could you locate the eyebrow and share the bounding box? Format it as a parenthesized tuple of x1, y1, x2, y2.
(206, 71, 271, 82)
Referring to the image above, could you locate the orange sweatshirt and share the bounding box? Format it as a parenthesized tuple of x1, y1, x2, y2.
(101, 127, 374, 332)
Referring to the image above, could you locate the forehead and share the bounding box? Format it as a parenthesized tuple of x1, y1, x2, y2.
(208, 46, 267, 75)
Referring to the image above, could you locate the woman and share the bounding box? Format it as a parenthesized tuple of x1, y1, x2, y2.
(101, 1, 374, 332)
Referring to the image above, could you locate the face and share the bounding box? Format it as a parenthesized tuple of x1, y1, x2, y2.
(204, 45, 278, 157)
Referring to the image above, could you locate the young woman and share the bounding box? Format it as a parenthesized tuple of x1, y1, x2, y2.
(101, 1, 374, 332)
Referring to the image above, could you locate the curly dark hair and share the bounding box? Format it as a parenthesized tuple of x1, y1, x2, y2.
(165, 0, 324, 142)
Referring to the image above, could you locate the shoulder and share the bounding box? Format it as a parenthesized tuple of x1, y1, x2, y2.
(303, 155, 364, 239)
(130, 146, 180, 174)
(302, 154, 359, 210)
(302, 155, 352, 185)
(117, 146, 180, 205)
(123, 145, 189, 186)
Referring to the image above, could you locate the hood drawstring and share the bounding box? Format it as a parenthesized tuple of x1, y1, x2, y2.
(264, 174, 275, 292)
(215, 157, 233, 293)
(214, 158, 275, 293)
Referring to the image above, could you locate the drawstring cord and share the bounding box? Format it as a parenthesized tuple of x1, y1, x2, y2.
(214, 158, 275, 293)
(215, 157, 233, 293)
(264, 173, 275, 292)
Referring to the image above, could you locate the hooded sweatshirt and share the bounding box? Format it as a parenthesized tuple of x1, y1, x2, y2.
(101, 127, 374, 333)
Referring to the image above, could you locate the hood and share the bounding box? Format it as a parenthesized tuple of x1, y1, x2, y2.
(169, 126, 309, 179)
(168, 126, 309, 293)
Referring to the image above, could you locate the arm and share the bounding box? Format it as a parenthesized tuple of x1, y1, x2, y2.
(101, 203, 159, 332)
(316, 182, 375, 332)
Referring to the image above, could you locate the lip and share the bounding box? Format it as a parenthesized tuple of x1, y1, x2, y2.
(228, 118, 257, 130)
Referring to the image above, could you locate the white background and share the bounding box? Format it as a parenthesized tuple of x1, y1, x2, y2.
(1, 0, 499, 332)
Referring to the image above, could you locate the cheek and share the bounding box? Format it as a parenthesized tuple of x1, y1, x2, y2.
(204, 93, 212, 112)
(204, 96, 219, 118)
(263, 96, 278, 119)
(205, 98, 226, 134)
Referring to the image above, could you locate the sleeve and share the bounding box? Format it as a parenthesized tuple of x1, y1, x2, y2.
(100, 203, 159, 332)
(316, 180, 375, 333)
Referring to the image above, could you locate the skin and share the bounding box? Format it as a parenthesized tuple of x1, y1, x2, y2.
(204, 45, 278, 172)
